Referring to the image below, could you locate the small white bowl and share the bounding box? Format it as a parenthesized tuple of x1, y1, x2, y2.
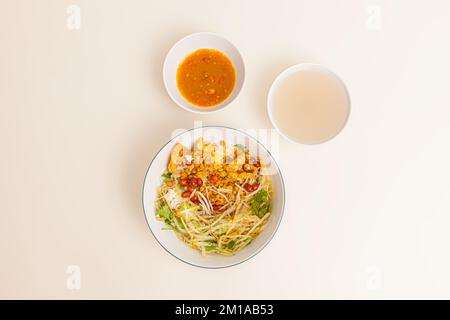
(163, 32, 245, 114)
(267, 63, 351, 145)
(142, 126, 285, 268)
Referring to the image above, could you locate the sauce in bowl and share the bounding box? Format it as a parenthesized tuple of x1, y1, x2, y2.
(268, 64, 350, 144)
(176, 49, 236, 107)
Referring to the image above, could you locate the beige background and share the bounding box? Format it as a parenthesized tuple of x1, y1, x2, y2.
(1, 0, 450, 299)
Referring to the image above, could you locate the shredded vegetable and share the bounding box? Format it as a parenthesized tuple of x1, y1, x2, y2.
(154, 138, 272, 256)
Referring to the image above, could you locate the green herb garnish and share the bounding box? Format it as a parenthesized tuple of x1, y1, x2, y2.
(155, 204, 172, 220)
(251, 189, 270, 218)
(161, 172, 172, 182)
(227, 240, 236, 249)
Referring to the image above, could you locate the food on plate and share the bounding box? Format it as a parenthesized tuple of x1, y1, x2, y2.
(154, 138, 272, 256)
(176, 49, 236, 107)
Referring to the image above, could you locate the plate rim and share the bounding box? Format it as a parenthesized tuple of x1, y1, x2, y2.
(142, 125, 286, 269)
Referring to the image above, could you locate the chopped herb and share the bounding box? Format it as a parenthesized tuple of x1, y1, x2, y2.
(227, 240, 236, 249)
(175, 218, 185, 230)
(161, 172, 172, 182)
(204, 245, 217, 252)
(164, 219, 180, 232)
(251, 189, 270, 218)
(155, 204, 172, 220)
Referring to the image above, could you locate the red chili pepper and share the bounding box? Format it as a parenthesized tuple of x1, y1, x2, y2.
(213, 204, 221, 211)
(187, 185, 195, 193)
(179, 179, 189, 186)
(189, 177, 198, 187)
(181, 191, 190, 198)
(244, 183, 253, 192)
(254, 161, 261, 168)
(197, 178, 203, 187)
(191, 196, 198, 202)
(252, 183, 259, 191)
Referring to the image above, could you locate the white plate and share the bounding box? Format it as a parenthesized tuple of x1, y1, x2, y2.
(163, 32, 245, 114)
(142, 126, 285, 268)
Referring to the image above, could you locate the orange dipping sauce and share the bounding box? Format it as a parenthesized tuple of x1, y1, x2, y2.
(176, 49, 236, 107)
